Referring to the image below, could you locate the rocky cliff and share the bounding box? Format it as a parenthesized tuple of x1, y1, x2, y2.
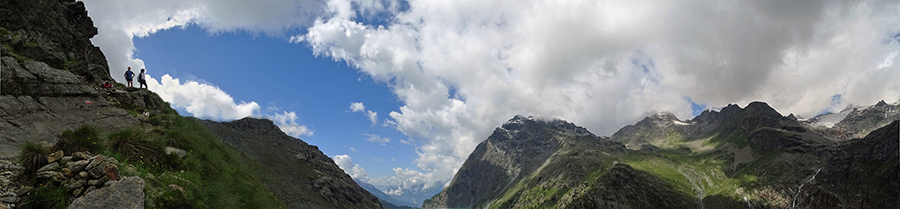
(202, 118, 383, 209)
(426, 102, 898, 209)
(0, 0, 169, 159)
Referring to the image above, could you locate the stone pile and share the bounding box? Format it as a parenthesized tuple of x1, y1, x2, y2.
(34, 151, 120, 198)
(0, 160, 26, 208)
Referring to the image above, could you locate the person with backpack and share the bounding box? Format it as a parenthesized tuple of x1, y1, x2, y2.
(138, 68, 147, 89)
(124, 67, 135, 87)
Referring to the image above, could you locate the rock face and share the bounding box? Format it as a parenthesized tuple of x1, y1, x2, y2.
(0, 0, 110, 82)
(201, 118, 383, 209)
(0, 0, 176, 159)
(67, 176, 144, 209)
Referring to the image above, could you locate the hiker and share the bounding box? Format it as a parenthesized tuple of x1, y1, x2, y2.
(138, 68, 147, 89)
(124, 67, 134, 87)
(101, 80, 112, 89)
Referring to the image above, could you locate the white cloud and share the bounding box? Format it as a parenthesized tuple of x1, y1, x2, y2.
(301, 0, 900, 194)
(148, 74, 260, 120)
(349, 102, 378, 125)
(364, 134, 390, 145)
(265, 111, 314, 137)
(368, 167, 440, 196)
(82, 0, 325, 85)
(146, 74, 312, 137)
(333, 154, 369, 180)
(82, 0, 900, 197)
(349, 102, 366, 112)
(350, 147, 357, 152)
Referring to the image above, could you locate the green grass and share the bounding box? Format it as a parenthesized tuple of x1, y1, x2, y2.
(24, 113, 284, 209)
(20, 185, 69, 209)
(141, 113, 284, 209)
(63, 59, 80, 71)
(18, 141, 49, 177)
(53, 125, 105, 154)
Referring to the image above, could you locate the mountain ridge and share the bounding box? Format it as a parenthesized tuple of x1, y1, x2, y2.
(202, 117, 384, 209)
(425, 101, 898, 208)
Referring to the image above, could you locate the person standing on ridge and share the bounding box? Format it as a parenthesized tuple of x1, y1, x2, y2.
(138, 68, 147, 89)
(124, 67, 134, 87)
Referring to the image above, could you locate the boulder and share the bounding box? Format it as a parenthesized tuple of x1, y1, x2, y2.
(68, 176, 144, 209)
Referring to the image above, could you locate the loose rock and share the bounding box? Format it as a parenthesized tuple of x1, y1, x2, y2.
(47, 150, 64, 163)
(165, 147, 187, 158)
(105, 164, 119, 181)
(37, 162, 59, 173)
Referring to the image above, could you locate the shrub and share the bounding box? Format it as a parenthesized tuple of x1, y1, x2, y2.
(19, 141, 48, 176)
(53, 125, 104, 153)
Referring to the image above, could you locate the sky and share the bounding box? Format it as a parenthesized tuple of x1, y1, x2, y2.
(81, 0, 900, 202)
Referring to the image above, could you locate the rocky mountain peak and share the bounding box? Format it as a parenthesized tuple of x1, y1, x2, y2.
(874, 100, 888, 108)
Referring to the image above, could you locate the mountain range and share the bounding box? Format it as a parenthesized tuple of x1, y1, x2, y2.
(424, 101, 898, 208)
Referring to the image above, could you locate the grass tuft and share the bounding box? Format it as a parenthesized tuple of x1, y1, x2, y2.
(108, 129, 163, 165)
(53, 125, 104, 153)
(19, 141, 49, 176)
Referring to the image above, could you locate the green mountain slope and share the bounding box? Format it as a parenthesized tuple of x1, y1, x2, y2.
(201, 118, 384, 209)
(425, 102, 899, 209)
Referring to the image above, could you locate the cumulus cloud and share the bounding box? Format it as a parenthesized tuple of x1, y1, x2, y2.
(146, 74, 312, 137)
(368, 167, 441, 196)
(82, 0, 325, 85)
(334, 154, 369, 180)
(349, 102, 378, 125)
(82, 0, 900, 196)
(266, 111, 314, 137)
(364, 134, 390, 145)
(83, 0, 320, 138)
(148, 74, 260, 120)
(300, 0, 900, 193)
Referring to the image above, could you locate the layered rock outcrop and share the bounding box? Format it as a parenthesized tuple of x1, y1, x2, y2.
(0, 0, 171, 159)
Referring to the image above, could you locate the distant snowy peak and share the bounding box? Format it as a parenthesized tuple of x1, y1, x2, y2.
(803, 99, 900, 140)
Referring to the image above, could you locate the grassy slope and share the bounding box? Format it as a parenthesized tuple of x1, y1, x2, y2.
(21, 106, 286, 208)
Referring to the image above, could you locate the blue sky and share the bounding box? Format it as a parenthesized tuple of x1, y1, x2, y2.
(133, 25, 416, 178)
(82, 0, 900, 202)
